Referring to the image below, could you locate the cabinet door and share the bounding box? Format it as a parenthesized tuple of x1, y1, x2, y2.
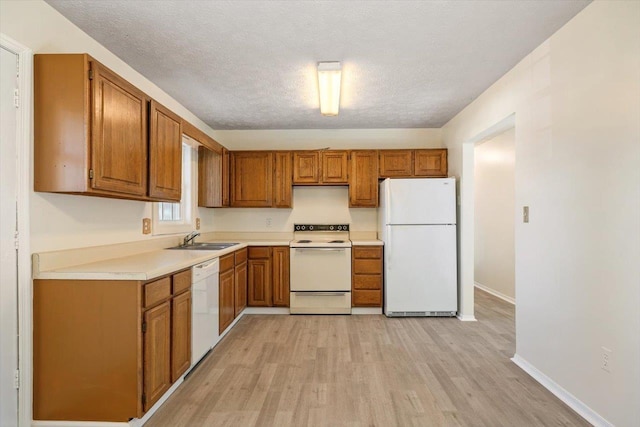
(230, 151, 273, 207)
(293, 151, 320, 184)
(149, 100, 182, 201)
(273, 151, 292, 208)
(322, 151, 349, 184)
(143, 301, 171, 412)
(234, 262, 248, 316)
(171, 291, 191, 382)
(349, 150, 379, 207)
(91, 62, 148, 196)
(219, 269, 235, 334)
(272, 247, 290, 307)
(221, 148, 230, 207)
(414, 149, 448, 177)
(248, 258, 272, 306)
(379, 150, 413, 177)
(198, 146, 222, 207)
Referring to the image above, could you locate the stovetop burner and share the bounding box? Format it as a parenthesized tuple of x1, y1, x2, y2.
(297, 240, 312, 243)
(329, 240, 345, 243)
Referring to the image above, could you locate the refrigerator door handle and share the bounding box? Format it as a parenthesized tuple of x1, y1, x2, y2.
(387, 227, 392, 269)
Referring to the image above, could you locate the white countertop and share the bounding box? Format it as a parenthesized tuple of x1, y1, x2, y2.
(33, 236, 382, 281)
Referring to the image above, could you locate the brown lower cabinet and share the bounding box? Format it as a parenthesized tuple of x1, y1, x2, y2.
(352, 246, 383, 307)
(219, 248, 248, 335)
(248, 246, 290, 307)
(33, 268, 192, 422)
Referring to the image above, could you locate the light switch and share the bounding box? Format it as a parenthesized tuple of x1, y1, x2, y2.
(196, 218, 201, 230)
(523, 206, 529, 223)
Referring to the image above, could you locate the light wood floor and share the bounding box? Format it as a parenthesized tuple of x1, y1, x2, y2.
(147, 289, 588, 426)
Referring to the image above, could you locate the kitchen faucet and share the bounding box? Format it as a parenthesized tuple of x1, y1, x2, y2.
(183, 231, 201, 246)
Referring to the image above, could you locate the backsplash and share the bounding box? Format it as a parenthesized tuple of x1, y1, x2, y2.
(210, 186, 377, 232)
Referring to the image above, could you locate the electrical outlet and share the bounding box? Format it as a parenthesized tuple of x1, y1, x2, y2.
(266, 217, 272, 228)
(196, 218, 201, 230)
(601, 347, 612, 372)
(142, 218, 151, 234)
(523, 206, 530, 223)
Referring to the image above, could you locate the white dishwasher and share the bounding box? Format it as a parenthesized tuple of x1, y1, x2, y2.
(191, 258, 219, 365)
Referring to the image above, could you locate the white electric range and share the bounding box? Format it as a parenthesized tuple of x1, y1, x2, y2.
(289, 224, 352, 314)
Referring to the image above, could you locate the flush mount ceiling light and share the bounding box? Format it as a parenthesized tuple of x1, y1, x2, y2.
(317, 62, 342, 116)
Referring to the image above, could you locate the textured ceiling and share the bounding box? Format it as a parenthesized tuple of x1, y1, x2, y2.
(47, 0, 590, 130)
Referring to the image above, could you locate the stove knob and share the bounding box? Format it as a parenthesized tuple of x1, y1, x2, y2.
(329, 226, 334, 230)
(337, 226, 342, 231)
(295, 225, 300, 231)
(309, 225, 314, 230)
(301, 225, 306, 230)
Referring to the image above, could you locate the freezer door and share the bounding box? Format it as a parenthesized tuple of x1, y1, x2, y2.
(384, 225, 457, 314)
(385, 178, 456, 225)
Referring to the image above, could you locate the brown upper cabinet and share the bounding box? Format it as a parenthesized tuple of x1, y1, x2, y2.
(273, 151, 293, 208)
(379, 149, 448, 178)
(230, 151, 274, 207)
(322, 151, 349, 184)
(198, 146, 223, 207)
(349, 150, 379, 207)
(198, 145, 230, 208)
(379, 150, 413, 177)
(222, 148, 231, 206)
(34, 54, 183, 202)
(148, 100, 182, 201)
(293, 150, 348, 185)
(293, 151, 321, 184)
(414, 149, 448, 177)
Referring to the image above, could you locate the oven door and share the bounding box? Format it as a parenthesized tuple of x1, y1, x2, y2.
(290, 247, 352, 291)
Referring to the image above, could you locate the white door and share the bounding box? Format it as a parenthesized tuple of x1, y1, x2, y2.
(384, 178, 457, 225)
(0, 45, 19, 427)
(384, 225, 457, 314)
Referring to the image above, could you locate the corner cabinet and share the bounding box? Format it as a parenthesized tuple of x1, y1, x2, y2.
(34, 54, 182, 202)
(33, 269, 192, 422)
(349, 150, 379, 207)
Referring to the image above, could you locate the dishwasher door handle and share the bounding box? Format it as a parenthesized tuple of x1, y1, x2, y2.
(294, 248, 346, 252)
(294, 292, 347, 296)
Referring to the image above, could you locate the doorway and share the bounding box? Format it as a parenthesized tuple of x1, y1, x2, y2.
(0, 34, 32, 427)
(473, 128, 516, 304)
(0, 43, 20, 427)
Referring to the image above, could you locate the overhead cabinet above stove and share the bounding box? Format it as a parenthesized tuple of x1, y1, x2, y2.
(34, 54, 183, 202)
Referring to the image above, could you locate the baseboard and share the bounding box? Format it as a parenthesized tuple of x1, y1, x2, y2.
(456, 313, 477, 321)
(511, 354, 612, 427)
(474, 281, 515, 305)
(243, 307, 290, 315)
(352, 307, 382, 315)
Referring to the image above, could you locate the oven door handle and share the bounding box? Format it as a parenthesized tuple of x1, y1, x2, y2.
(294, 292, 347, 296)
(293, 248, 346, 252)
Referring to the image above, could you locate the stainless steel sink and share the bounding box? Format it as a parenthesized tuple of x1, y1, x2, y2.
(167, 242, 239, 251)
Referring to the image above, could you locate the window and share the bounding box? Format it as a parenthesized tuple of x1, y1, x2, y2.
(152, 139, 197, 234)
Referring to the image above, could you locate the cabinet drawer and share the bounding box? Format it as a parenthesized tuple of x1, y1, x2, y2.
(234, 247, 248, 265)
(353, 246, 382, 259)
(144, 277, 171, 308)
(220, 253, 235, 272)
(352, 290, 381, 307)
(172, 269, 191, 295)
(353, 259, 382, 275)
(353, 275, 381, 290)
(248, 246, 271, 259)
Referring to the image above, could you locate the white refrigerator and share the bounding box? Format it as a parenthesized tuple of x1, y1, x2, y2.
(379, 178, 458, 317)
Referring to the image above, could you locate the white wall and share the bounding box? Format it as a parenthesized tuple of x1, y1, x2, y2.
(474, 128, 515, 300)
(442, 2, 640, 425)
(212, 186, 377, 232)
